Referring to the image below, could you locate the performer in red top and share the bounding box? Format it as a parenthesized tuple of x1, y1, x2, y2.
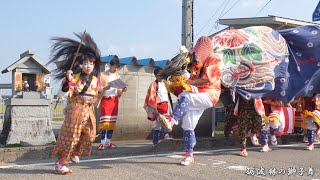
(160, 36, 222, 166)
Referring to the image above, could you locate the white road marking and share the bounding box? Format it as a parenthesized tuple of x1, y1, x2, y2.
(0, 143, 309, 169)
(167, 155, 183, 159)
(209, 160, 227, 165)
(196, 163, 207, 166)
(227, 165, 248, 171)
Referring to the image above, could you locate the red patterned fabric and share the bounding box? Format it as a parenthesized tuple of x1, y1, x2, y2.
(190, 36, 213, 63)
(144, 81, 157, 110)
(157, 102, 169, 114)
(277, 107, 295, 136)
(214, 29, 249, 48)
(197, 54, 222, 106)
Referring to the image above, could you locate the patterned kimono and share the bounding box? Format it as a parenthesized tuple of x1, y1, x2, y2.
(144, 80, 172, 121)
(52, 73, 100, 158)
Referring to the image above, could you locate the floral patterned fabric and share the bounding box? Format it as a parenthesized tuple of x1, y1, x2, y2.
(213, 26, 288, 101)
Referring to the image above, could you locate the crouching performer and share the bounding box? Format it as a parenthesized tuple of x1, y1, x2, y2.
(259, 98, 282, 152)
(47, 32, 103, 174)
(302, 94, 320, 151)
(160, 36, 222, 166)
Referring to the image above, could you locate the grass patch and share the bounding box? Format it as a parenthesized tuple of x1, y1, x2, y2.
(52, 118, 64, 122)
(0, 104, 5, 114)
(5, 143, 22, 148)
(52, 104, 66, 113)
(214, 131, 224, 135)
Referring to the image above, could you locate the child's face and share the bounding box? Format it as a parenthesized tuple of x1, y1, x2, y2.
(109, 65, 119, 73)
(81, 60, 95, 75)
(155, 75, 163, 81)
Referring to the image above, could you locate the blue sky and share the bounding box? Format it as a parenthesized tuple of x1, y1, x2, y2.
(0, 0, 319, 93)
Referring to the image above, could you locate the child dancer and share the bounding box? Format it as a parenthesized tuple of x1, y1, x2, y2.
(144, 67, 173, 146)
(48, 32, 103, 174)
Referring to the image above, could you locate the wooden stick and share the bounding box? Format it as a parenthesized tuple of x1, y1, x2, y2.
(70, 30, 87, 70)
(55, 30, 86, 109)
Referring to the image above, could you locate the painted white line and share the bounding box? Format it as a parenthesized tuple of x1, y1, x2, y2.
(209, 160, 227, 165)
(196, 163, 207, 166)
(0, 142, 308, 169)
(227, 165, 248, 171)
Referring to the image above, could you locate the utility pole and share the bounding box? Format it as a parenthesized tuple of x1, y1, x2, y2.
(181, 0, 194, 50)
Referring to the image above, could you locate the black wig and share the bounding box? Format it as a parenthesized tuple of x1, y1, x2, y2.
(46, 32, 101, 81)
(160, 52, 189, 80)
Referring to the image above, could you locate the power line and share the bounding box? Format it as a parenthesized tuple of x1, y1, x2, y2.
(217, 0, 231, 20)
(219, 0, 241, 19)
(209, 0, 241, 35)
(195, 0, 228, 37)
(248, 0, 272, 25)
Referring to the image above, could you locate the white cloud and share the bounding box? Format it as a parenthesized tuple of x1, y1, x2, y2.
(128, 44, 156, 58)
(106, 44, 120, 55)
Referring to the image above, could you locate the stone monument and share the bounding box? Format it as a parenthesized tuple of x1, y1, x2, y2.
(0, 50, 56, 146)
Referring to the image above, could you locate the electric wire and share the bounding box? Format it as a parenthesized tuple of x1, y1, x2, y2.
(195, 0, 228, 38)
(247, 0, 272, 25)
(209, 0, 240, 34)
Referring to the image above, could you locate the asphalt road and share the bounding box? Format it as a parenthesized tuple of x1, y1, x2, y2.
(1, 143, 320, 180)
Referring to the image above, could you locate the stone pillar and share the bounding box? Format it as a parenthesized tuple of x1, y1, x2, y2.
(0, 92, 56, 146)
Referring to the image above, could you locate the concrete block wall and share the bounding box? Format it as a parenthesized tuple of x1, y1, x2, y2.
(97, 64, 215, 141)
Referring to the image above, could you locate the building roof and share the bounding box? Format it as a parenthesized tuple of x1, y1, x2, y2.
(101, 55, 169, 67)
(101, 55, 119, 63)
(218, 15, 319, 30)
(2, 50, 51, 74)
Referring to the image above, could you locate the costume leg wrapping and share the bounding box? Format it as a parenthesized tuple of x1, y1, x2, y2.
(184, 130, 196, 153)
(172, 95, 190, 121)
(153, 130, 160, 145)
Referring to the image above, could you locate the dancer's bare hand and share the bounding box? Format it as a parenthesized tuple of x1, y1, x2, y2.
(66, 70, 73, 81)
(122, 86, 128, 92)
(117, 88, 123, 97)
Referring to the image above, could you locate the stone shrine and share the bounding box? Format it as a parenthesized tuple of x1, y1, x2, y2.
(0, 50, 56, 146)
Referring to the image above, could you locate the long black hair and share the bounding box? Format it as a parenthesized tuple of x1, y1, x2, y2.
(46, 32, 101, 81)
(160, 52, 189, 80)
